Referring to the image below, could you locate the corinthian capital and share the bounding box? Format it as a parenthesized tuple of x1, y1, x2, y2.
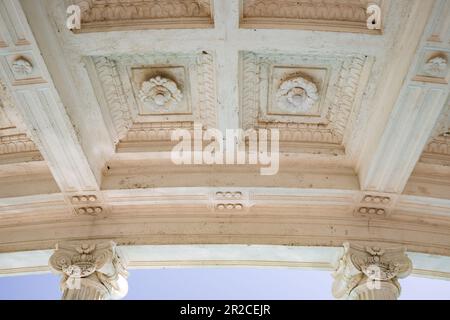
(332, 242, 412, 300)
(49, 241, 128, 300)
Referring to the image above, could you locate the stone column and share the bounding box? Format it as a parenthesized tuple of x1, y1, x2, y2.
(49, 241, 129, 300)
(332, 242, 412, 300)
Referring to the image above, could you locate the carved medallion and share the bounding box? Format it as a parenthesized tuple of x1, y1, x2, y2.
(424, 56, 448, 77)
(11, 57, 33, 75)
(138, 76, 183, 111)
(276, 76, 319, 113)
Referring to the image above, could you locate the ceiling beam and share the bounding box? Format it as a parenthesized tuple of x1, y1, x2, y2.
(214, 0, 240, 132)
(357, 0, 449, 194)
(0, 0, 99, 193)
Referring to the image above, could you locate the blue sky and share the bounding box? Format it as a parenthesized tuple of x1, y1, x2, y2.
(0, 268, 450, 300)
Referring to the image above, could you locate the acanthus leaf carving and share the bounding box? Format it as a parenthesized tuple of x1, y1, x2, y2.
(73, 0, 212, 31)
(332, 242, 412, 300)
(49, 241, 128, 300)
(241, 0, 384, 34)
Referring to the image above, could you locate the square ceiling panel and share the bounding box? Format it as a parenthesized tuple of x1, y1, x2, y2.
(86, 52, 217, 149)
(240, 51, 372, 147)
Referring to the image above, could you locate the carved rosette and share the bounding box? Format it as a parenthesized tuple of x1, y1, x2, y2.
(11, 57, 33, 75)
(424, 56, 448, 77)
(276, 76, 318, 113)
(49, 241, 128, 300)
(138, 76, 183, 111)
(332, 243, 412, 300)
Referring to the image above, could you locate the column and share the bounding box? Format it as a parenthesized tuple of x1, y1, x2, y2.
(49, 241, 128, 300)
(332, 242, 412, 300)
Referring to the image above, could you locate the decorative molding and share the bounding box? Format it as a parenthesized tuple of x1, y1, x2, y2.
(431, 105, 450, 139)
(76, 206, 103, 215)
(424, 136, 450, 156)
(215, 191, 243, 200)
(216, 203, 244, 211)
(423, 105, 450, 162)
(332, 242, 412, 300)
(420, 137, 450, 166)
(72, 0, 213, 32)
(356, 207, 386, 217)
(0, 133, 38, 155)
(0, 81, 40, 158)
(362, 194, 391, 205)
(71, 195, 98, 203)
(212, 190, 249, 212)
(196, 51, 217, 128)
(2, 188, 450, 256)
(240, 0, 384, 34)
(329, 56, 367, 139)
(91, 56, 132, 142)
(49, 241, 128, 300)
(67, 193, 107, 216)
(354, 192, 396, 218)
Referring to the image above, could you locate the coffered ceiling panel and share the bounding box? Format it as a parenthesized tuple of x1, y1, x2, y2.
(87, 51, 217, 151)
(240, 51, 372, 151)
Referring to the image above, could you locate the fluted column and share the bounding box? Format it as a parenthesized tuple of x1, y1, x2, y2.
(332, 242, 412, 300)
(49, 241, 129, 300)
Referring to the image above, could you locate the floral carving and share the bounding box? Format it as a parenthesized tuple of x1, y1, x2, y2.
(138, 76, 183, 110)
(332, 243, 412, 300)
(424, 56, 448, 77)
(276, 76, 319, 113)
(76, 0, 211, 22)
(73, 0, 212, 31)
(49, 241, 128, 300)
(11, 57, 33, 75)
(241, 0, 383, 33)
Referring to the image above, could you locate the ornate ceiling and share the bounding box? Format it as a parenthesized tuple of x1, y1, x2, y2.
(0, 0, 449, 276)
